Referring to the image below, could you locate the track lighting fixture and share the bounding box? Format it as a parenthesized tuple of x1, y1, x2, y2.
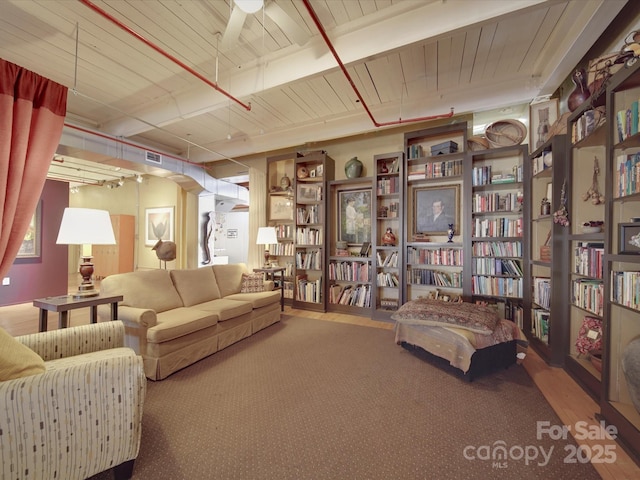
(234, 0, 263, 14)
(118, 177, 125, 187)
(136, 174, 143, 183)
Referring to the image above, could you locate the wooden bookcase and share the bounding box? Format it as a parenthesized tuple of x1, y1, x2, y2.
(468, 144, 528, 324)
(371, 152, 403, 320)
(525, 136, 567, 367)
(403, 122, 468, 304)
(266, 153, 296, 303)
(292, 151, 334, 311)
(327, 178, 374, 316)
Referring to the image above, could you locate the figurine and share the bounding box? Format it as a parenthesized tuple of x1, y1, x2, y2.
(382, 228, 396, 246)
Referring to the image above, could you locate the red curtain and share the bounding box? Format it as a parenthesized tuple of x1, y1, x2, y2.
(0, 58, 68, 279)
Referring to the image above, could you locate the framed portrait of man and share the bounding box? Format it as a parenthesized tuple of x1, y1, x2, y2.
(412, 184, 460, 236)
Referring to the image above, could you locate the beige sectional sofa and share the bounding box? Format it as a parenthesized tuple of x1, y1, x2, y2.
(99, 263, 281, 380)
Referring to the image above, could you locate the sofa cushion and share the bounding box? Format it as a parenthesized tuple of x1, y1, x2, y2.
(240, 273, 265, 293)
(191, 298, 253, 321)
(148, 308, 219, 344)
(101, 269, 184, 313)
(226, 291, 281, 309)
(171, 267, 221, 306)
(0, 327, 45, 380)
(213, 263, 249, 297)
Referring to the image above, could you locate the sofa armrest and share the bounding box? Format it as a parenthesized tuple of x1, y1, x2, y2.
(99, 304, 158, 328)
(0, 350, 146, 480)
(16, 321, 125, 361)
(264, 280, 275, 291)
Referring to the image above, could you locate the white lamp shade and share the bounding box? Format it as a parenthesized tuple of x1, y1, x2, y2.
(56, 208, 116, 245)
(234, 0, 263, 14)
(256, 226, 278, 245)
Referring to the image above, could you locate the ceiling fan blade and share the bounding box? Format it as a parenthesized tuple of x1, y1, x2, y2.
(264, 1, 309, 46)
(221, 6, 247, 49)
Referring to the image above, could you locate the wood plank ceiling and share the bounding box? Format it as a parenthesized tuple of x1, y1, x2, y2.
(0, 0, 628, 182)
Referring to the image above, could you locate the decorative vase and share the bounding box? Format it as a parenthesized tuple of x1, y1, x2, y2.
(280, 173, 291, 190)
(345, 157, 363, 179)
(622, 337, 640, 415)
(568, 68, 591, 112)
(382, 228, 396, 246)
(447, 224, 455, 243)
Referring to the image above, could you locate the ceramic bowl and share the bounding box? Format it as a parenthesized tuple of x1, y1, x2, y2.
(581, 225, 602, 234)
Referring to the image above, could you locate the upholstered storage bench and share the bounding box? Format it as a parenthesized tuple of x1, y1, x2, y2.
(392, 299, 526, 381)
(99, 263, 280, 380)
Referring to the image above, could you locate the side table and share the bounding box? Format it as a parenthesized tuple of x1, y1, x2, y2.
(33, 294, 124, 332)
(253, 267, 286, 312)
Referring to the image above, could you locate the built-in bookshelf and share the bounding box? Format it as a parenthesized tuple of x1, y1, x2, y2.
(566, 92, 607, 398)
(371, 152, 403, 320)
(403, 122, 468, 304)
(468, 144, 527, 326)
(327, 177, 373, 316)
(292, 152, 334, 311)
(601, 60, 640, 463)
(266, 153, 296, 303)
(525, 135, 566, 366)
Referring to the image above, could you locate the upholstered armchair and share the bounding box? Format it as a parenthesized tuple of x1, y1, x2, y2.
(0, 321, 146, 480)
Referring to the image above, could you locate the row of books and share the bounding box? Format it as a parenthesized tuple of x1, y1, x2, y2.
(533, 277, 551, 309)
(295, 275, 322, 303)
(614, 152, 640, 198)
(407, 159, 463, 180)
(471, 276, 523, 298)
(296, 227, 322, 245)
(295, 250, 322, 269)
(610, 270, 640, 310)
(296, 205, 320, 224)
(406, 246, 463, 266)
(376, 176, 400, 195)
(273, 223, 293, 239)
(472, 217, 523, 238)
(329, 283, 371, 308)
(409, 269, 462, 287)
(571, 278, 604, 316)
(376, 271, 399, 287)
(615, 102, 639, 142)
(472, 240, 522, 257)
(328, 261, 371, 282)
(574, 242, 604, 279)
(472, 191, 522, 213)
(531, 308, 550, 344)
(268, 242, 295, 256)
(571, 108, 602, 144)
(376, 251, 398, 268)
(472, 165, 520, 187)
(532, 151, 553, 175)
(472, 258, 523, 277)
(378, 298, 399, 310)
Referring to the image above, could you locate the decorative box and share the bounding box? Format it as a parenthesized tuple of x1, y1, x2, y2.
(431, 140, 458, 156)
(540, 246, 551, 262)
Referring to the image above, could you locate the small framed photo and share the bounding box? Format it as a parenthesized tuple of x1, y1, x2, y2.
(310, 168, 317, 178)
(619, 223, 640, 254)
(316, 164, 324, 177)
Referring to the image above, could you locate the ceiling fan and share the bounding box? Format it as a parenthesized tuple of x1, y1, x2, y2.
(221, 0, 310, 49)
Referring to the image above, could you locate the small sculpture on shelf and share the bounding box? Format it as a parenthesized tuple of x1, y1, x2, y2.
(447, 224, 455, 243)
(382, 228, 397, 246)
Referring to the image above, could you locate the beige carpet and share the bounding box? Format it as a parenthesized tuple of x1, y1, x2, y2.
(91, 316, 600, 479)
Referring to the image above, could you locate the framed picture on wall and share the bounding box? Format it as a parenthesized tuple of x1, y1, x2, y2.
(412, 184, 460, 236)
(17, 201, 41, 258)
(145, 206, 174, 246)
(338, 188, 372, 245)
(530, 98, 559, 150)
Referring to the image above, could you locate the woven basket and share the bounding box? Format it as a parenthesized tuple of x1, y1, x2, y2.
(485, 119, 527, 148)
(467, 136, 490, 151)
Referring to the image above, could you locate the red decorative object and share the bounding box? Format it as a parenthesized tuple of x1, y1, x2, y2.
(568, 68, 591, 112)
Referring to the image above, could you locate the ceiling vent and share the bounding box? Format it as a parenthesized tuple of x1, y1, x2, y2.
(145, 151, 162, 165)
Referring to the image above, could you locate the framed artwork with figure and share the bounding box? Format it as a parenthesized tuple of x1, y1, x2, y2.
(17, 201, 41, 259)
(412, 185, 460, 236)
(338, 188, 371, 245)
(530, 98, 559, 150)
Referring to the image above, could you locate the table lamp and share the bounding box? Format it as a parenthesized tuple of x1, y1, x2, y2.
(256, 226, 278, 267)
(56, 208, 116, 298)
